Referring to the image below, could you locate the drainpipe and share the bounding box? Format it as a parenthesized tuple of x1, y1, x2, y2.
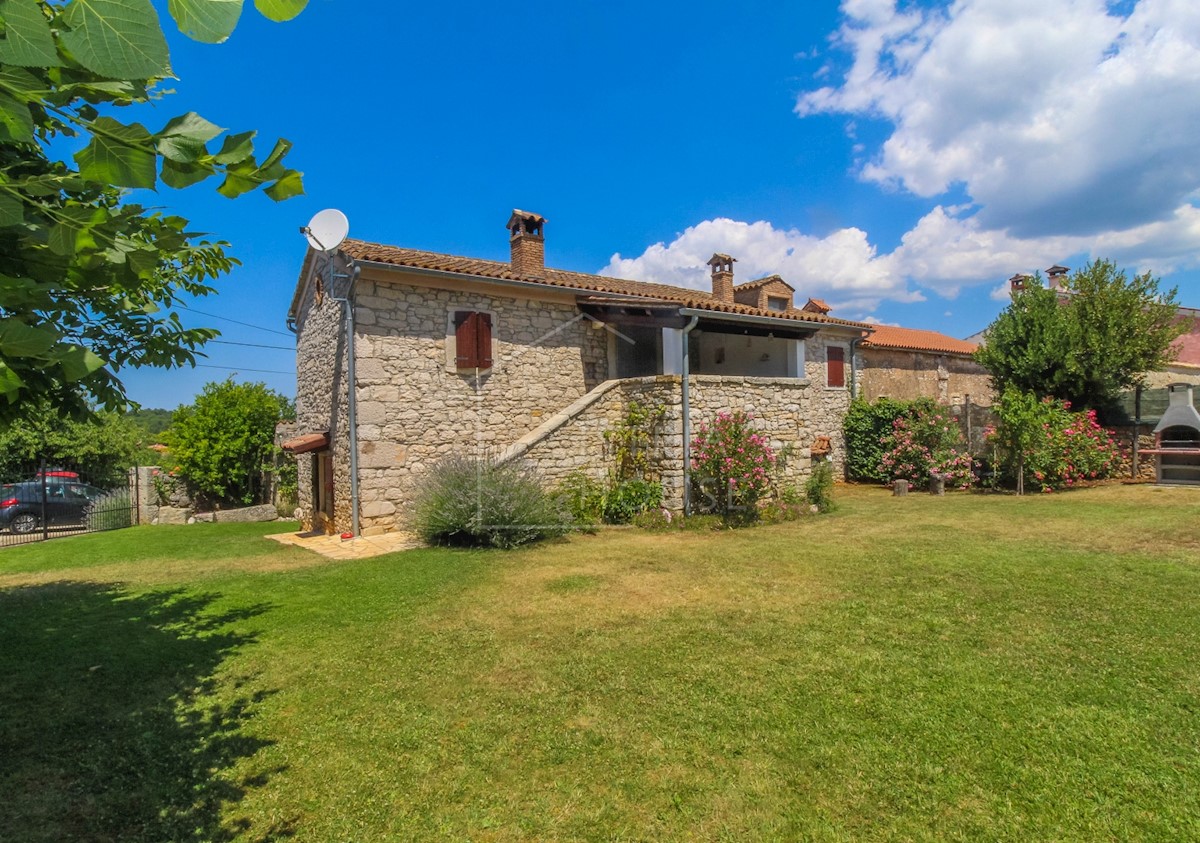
(848, 336, 866, 399)
(328, 257, 362, 536)
(680, 315, 700, 515)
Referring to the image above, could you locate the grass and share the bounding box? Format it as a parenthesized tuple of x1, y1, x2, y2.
(2, 485, 1200, 840)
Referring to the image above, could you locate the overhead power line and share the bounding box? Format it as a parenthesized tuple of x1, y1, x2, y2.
(196, 364, 295, 375)
(210, 339, 294, 351)
(176, 303, 294, 337)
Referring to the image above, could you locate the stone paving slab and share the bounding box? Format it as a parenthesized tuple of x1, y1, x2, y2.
(266, 529, 423, 560)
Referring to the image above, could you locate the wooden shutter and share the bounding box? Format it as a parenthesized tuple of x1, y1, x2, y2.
(454, 311, 493, 370)
(827, 346, 845, 388)
(476, 312, 492, 369)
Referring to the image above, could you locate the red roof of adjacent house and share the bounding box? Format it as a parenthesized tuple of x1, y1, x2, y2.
(327, 239, 872, 330)
(862, 325, 978, 356)
(1172, 308, 1200, 366)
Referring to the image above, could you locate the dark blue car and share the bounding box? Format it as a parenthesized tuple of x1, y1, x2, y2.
(0, 480, 107, 533)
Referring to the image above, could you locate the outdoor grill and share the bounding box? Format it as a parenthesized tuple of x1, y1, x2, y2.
(1141, 383, 1200, 485)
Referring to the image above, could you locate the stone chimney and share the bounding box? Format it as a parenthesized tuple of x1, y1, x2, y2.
(708, 253, 735, 303)
(1046, 264, 1070, 292)
(1009, 273, 1033, 297)
(508, 209, 546, 277)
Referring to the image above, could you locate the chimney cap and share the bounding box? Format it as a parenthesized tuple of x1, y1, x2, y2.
(507, 209, 546, 233)
(1046, 264, 1070, 275)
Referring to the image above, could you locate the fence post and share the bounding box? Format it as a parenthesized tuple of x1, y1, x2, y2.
(39, 457, 48, 541)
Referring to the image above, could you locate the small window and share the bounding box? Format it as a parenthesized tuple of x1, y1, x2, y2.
(766, 296, 788, 312)
(826, 345, 845, 388)
(454, 311, 493, 370)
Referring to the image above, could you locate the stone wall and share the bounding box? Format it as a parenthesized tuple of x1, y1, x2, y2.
(293, 258, 351, 533)
(345, 273, 609, 534)
(502, 365, 850, 511)
(860, 348, 994, 407)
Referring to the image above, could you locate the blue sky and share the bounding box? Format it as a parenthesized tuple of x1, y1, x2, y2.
(124, 0, 1200, 409)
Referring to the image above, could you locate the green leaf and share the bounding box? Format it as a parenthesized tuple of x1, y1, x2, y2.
(0, 91, 34, 142)
(0, 191, 23, 227)
(167, 0, 243, 43)
(0, 363, 24, 402)
(213, 129, 254, 164)
(0, 320, 60, 357)
(75, 116, 157, 189)
(216, 156, 258, 198)
(156, 111, 223, 162)
(60, 0, 171, 79)
(160, 157, 210, 189)
(0, 0, 60, 66)
(254, 0, 307, 22)
(55, 345, 107, 382)
(263, 168, 303, 201)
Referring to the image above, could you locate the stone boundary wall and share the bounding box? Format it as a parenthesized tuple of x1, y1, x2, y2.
(504, 374, 849, 510)
(859, 348, 994, 407)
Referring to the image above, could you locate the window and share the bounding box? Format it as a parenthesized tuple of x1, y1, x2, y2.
(826, 344, 846, 388)
(767, 296, 788, 312)
(453, 310, 493, 370)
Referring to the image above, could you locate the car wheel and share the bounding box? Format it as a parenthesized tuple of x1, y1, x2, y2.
(10, 513, 38, 534)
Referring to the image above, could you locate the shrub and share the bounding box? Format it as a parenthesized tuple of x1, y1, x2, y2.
(879, 405, 975, 490)
(690, 411, 776, 523)
(602, 478, 663, 524)
(988, 387, 1123, 493)
(555, 471, 605, 527)
(415, 456, 569, 549)
(843, 398, 920, 482)
(805, 461, 836, 512)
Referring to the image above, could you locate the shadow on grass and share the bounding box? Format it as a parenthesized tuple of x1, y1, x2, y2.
(0, 582, 286, 842)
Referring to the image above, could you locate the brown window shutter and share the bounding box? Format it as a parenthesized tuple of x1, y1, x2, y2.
(827, 346, 845, 388)
(454, 311, 477, 368)
(477, 312, 493, 369)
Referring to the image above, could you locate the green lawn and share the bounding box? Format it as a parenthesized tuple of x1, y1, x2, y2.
(3, 485, 1200, 841)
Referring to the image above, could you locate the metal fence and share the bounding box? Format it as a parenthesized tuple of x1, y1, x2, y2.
(0, 460, 140, 549)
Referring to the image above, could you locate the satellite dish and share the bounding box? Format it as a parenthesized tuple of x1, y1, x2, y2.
(303, 208, 349, 253)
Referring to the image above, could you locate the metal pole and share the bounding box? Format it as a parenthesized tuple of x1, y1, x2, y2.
(680, 316, 699, 515)
(342, 260, 362, 537)
(39, 457, 48, 541)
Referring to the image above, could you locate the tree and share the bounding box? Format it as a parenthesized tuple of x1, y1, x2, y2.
(168, 379, 293, 506)
(975, 259, 1188, 414)
(0, 402, 153, 486)
(0, 0, 307, 422)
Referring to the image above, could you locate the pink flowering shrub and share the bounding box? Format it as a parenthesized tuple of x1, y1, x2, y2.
(989, 387, 1122, 493)
(879, 406, 975, 489)
(690, 411, 776, 520)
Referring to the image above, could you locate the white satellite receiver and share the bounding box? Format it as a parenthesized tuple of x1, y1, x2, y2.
(302, 208, 349, 253)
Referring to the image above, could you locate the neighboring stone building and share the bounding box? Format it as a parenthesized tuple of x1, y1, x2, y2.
(858, 325, 992, 406)
(285, 209, 873, 536)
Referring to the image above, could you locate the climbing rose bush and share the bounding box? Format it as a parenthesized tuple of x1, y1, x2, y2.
(988, 388, 1123, 493)
(690, 411, 776, 519)
(879, 406, 975, 489)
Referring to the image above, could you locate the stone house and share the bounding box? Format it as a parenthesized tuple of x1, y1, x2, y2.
(858, 325, 991, 407)
(285, 210, 873, 536)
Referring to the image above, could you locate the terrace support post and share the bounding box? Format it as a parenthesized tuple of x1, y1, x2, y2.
(1132, 385, 1142, 479)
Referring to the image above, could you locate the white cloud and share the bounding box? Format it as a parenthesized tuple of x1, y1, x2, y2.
(601, 1, 1200, 317)
(600, 217, 923, 312)
(798, 0, 1200, 238)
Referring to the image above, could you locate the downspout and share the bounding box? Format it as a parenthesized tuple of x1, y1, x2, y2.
(680, 315, 700, 515)
(848, 336, 866, 399)
(343, 260, 362, 537)
(325, 254, 362, 536)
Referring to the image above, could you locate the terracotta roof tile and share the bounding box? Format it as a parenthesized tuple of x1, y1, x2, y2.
(862, 325, 978, 356)
(339, 239, 871, 329)
(735, 274, 795, 291)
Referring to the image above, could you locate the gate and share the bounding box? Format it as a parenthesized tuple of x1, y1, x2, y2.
(0, 459, 140, 549)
